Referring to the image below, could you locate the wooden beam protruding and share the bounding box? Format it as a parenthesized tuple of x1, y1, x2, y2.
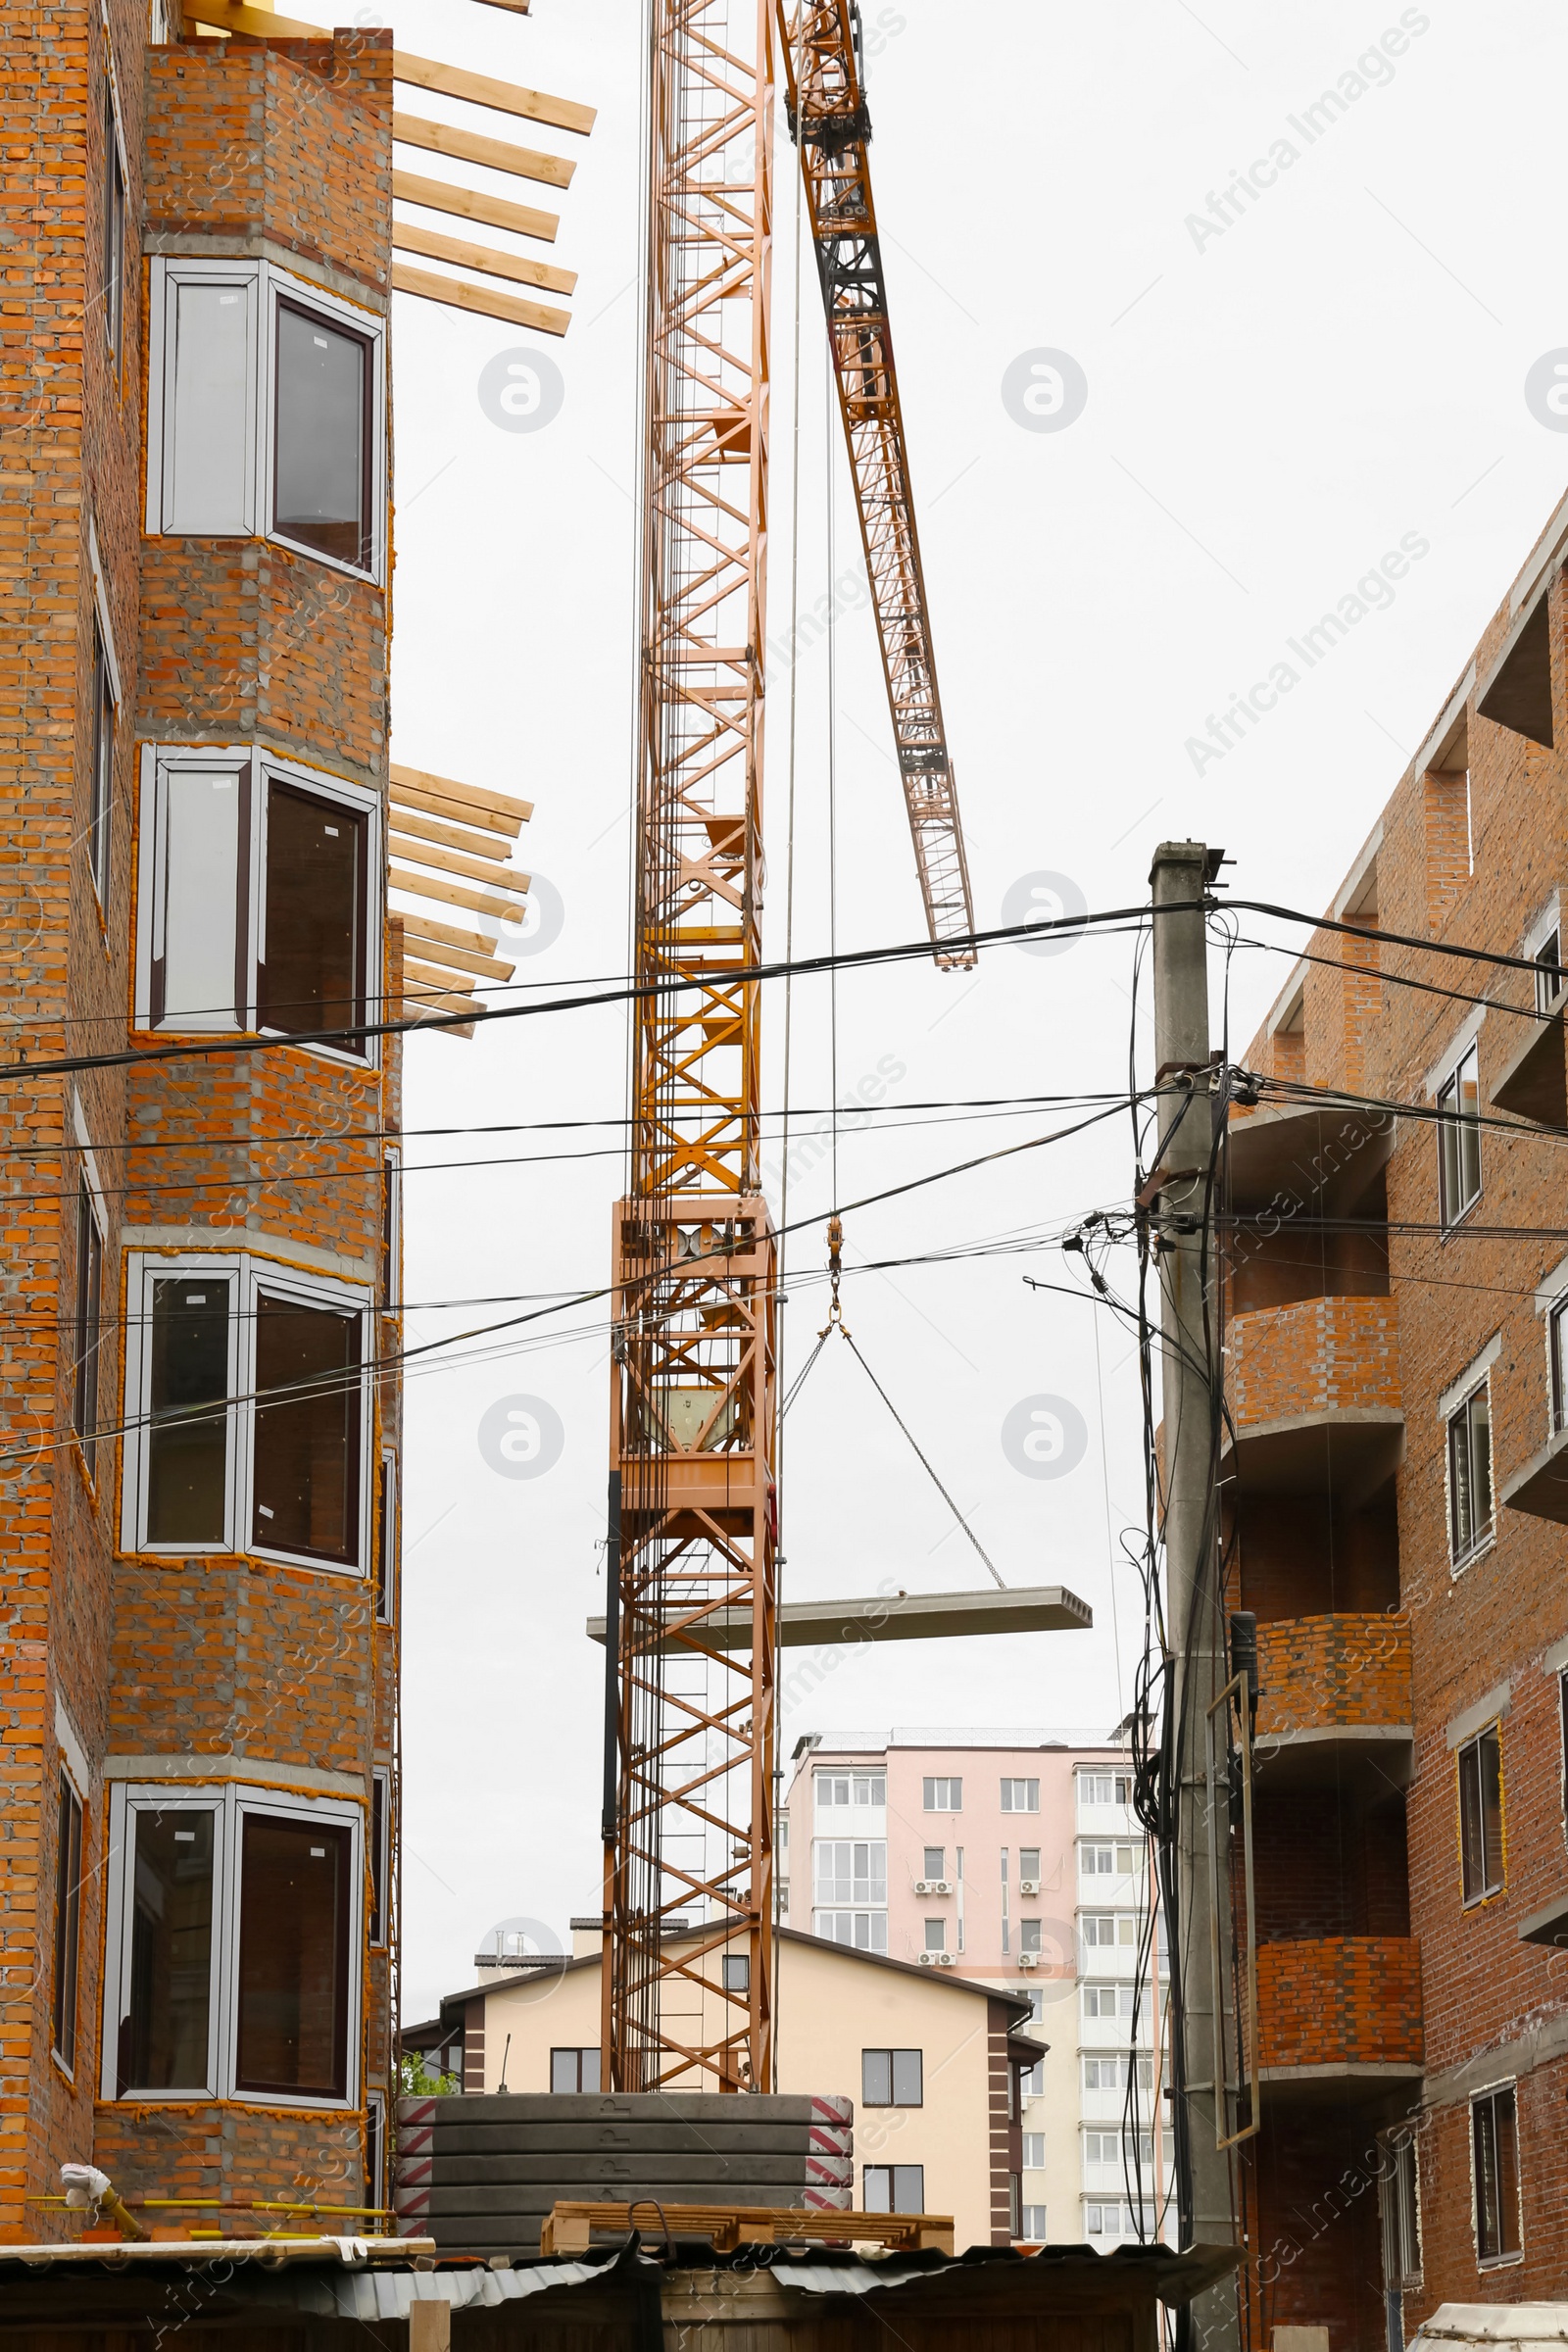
(393, 119, 571, 201)
(392, 262, 568, 338)
(393, 165, 560, 254)
(390, 764, 532, 829)
(392, 51, 595, 136)
(393, 222, 576, 298)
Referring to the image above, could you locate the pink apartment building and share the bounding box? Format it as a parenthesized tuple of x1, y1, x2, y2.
(780, 1729, 1172, 2246)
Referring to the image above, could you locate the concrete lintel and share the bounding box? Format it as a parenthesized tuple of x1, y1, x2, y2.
(1445, 1682, 1512, 1751)
(585, 1585, 1092, 1652)
(105, 1752, 366, 1798)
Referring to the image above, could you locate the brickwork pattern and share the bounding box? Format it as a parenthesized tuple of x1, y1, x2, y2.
(1254, 1612, 1411, 1738)
(1227, 1293, 1401, 1427)
(1256, 1936, 1423, 2070)
(0, 19, 401, 2242)
(1228, 486, 1568, 2324)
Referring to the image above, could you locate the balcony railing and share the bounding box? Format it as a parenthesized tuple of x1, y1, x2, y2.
(1228, 1295, 1400, 1428)
(1256, 1936, 1422, 2075)
(1254, 1613, 1411, 1740)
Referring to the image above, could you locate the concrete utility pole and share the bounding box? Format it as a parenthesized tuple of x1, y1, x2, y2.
(1149, 842, 1239, 2342)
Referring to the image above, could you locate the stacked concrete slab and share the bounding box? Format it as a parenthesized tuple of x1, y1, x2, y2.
(396, 2091, 855, 2257)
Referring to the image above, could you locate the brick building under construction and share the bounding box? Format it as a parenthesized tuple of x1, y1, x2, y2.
(2, 0, 559, 2239)
(1224, 484, 1568, 2342)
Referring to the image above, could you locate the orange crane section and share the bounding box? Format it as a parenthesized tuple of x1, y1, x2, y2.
(782, 0, 976, 967)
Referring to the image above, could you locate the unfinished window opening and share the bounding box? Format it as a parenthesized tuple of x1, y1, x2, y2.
(235, 1813, 351, 2098)
(72, 1179, 103, 1472)
(1447, 1382, 1494, 1569)
(251, 1290, 362, 1563)
(1477, 587, 1553, 751)
(1438, 1044, 1482, 1227)
(51, 1773, 83, 2072)
(1458, 1724, 1504, 1903)
(1471, 2083, 1521, 2263)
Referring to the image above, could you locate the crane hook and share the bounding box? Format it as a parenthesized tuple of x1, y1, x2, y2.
(820, 1213, 849, 1337)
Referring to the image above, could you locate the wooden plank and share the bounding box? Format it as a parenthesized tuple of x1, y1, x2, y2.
(405, 957, 478, 998)
(471, 0, 529, 14)
(393, 910, 500, 957)
(392, 51, 596, 137)
(392, 221, 576, 299)
(390, 762, 532, 827)
(389, 781, 521, 842)
(393, 170, 564, 253)
(192, 2, 327, 39)
(403, 932, 514, 982)
(393, 125, 569, 208)
(390, 832, 530, 892)
(392, 263, 569, 339)
(390, 866, 523, 923)
(387, 806, 514, 863)
(540, 2202, 954, 2258)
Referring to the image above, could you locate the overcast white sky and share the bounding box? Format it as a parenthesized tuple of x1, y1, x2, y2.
(383, 0, 1568, 2023)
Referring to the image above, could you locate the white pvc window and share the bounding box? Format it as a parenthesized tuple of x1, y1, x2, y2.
(813, 1840, 886, 1906)
(147, 258, 385, 580)
(136, 746, 379, 1054)
(1438, 1043, 1482, 1227)
(122, 1250, 372, 1573)
(103, 1783, 361, 2106)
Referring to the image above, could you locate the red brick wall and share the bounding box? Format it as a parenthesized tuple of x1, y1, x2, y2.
(1256, 1937, 1422, 2069)
(0, 18, 400, 2240)
(1254, 1613, 1411, 1737)
(1231, 492, 1568, 2324)
(1228, 1293, 1401, 1427)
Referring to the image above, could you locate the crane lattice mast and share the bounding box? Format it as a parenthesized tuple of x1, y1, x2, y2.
(602, 0, 778, 2093)
(603, 0, 975, 2095)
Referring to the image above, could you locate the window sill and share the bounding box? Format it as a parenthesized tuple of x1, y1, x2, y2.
(1477, 2252, 1524, 2272)
(268, 525, 381, 591)
(1440, 1195, 1484, 1243)
(1460, 1886, 1505, 1913)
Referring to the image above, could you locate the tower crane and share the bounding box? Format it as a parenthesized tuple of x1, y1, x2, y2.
(601, 0, 973, 2092)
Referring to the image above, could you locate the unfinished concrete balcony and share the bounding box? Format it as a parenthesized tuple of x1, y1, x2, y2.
(1222, 1295, 1403, 1505)
(1252, 1614, 1413, 1791)
(1255, 1936, 1423, 2101)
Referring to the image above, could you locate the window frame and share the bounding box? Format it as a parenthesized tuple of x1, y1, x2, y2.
(920, 1776, 961, 1812)
(101, 1781, 363, 2108)
(146, 257, 387, 584)
(1470, 2082, 1522, 2266)
(1446, 1376, 1494, 1570)
(376, 1447, 397, 1625)
(549, 2046, 601, 2093)
(134, 744, 382, 1060)
(1437, 1041, 1483, 1228)
(100, 52, 127, 364)
(89, 617, 118, 907)
(862, 2163, 924, 2215)
(1457, 1723, 1505, 1906)
(121, 1249, 374, 1574)
(72, 1165, 107, 1478)
(368, 1766, 390, 1948)
(1379, 2128, 1422, 2290)
(1001, 1778, 1040, 1814)
(51, 1769, 84, 2074)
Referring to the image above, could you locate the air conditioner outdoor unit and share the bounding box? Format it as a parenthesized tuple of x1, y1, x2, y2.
(937, 1952, 955, 1966)
(913, 1880, 931, 1894)
(1019, 1878, 1042, 1894)
(917, 1950, 937, 1966)
(1017, 1952, 1039, 1969)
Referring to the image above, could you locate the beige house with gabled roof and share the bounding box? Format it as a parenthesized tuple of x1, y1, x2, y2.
(406, 1922, 1044, 2251)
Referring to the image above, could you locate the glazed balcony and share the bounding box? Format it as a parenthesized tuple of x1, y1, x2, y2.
(1252, 1614, 1413, 1790)
(1255, 1936, 1422, 2098)
(1223, 1295, 1402, 1503)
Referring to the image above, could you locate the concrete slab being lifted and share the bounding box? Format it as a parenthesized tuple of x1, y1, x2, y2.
(586, 1584, 1092, 1653)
